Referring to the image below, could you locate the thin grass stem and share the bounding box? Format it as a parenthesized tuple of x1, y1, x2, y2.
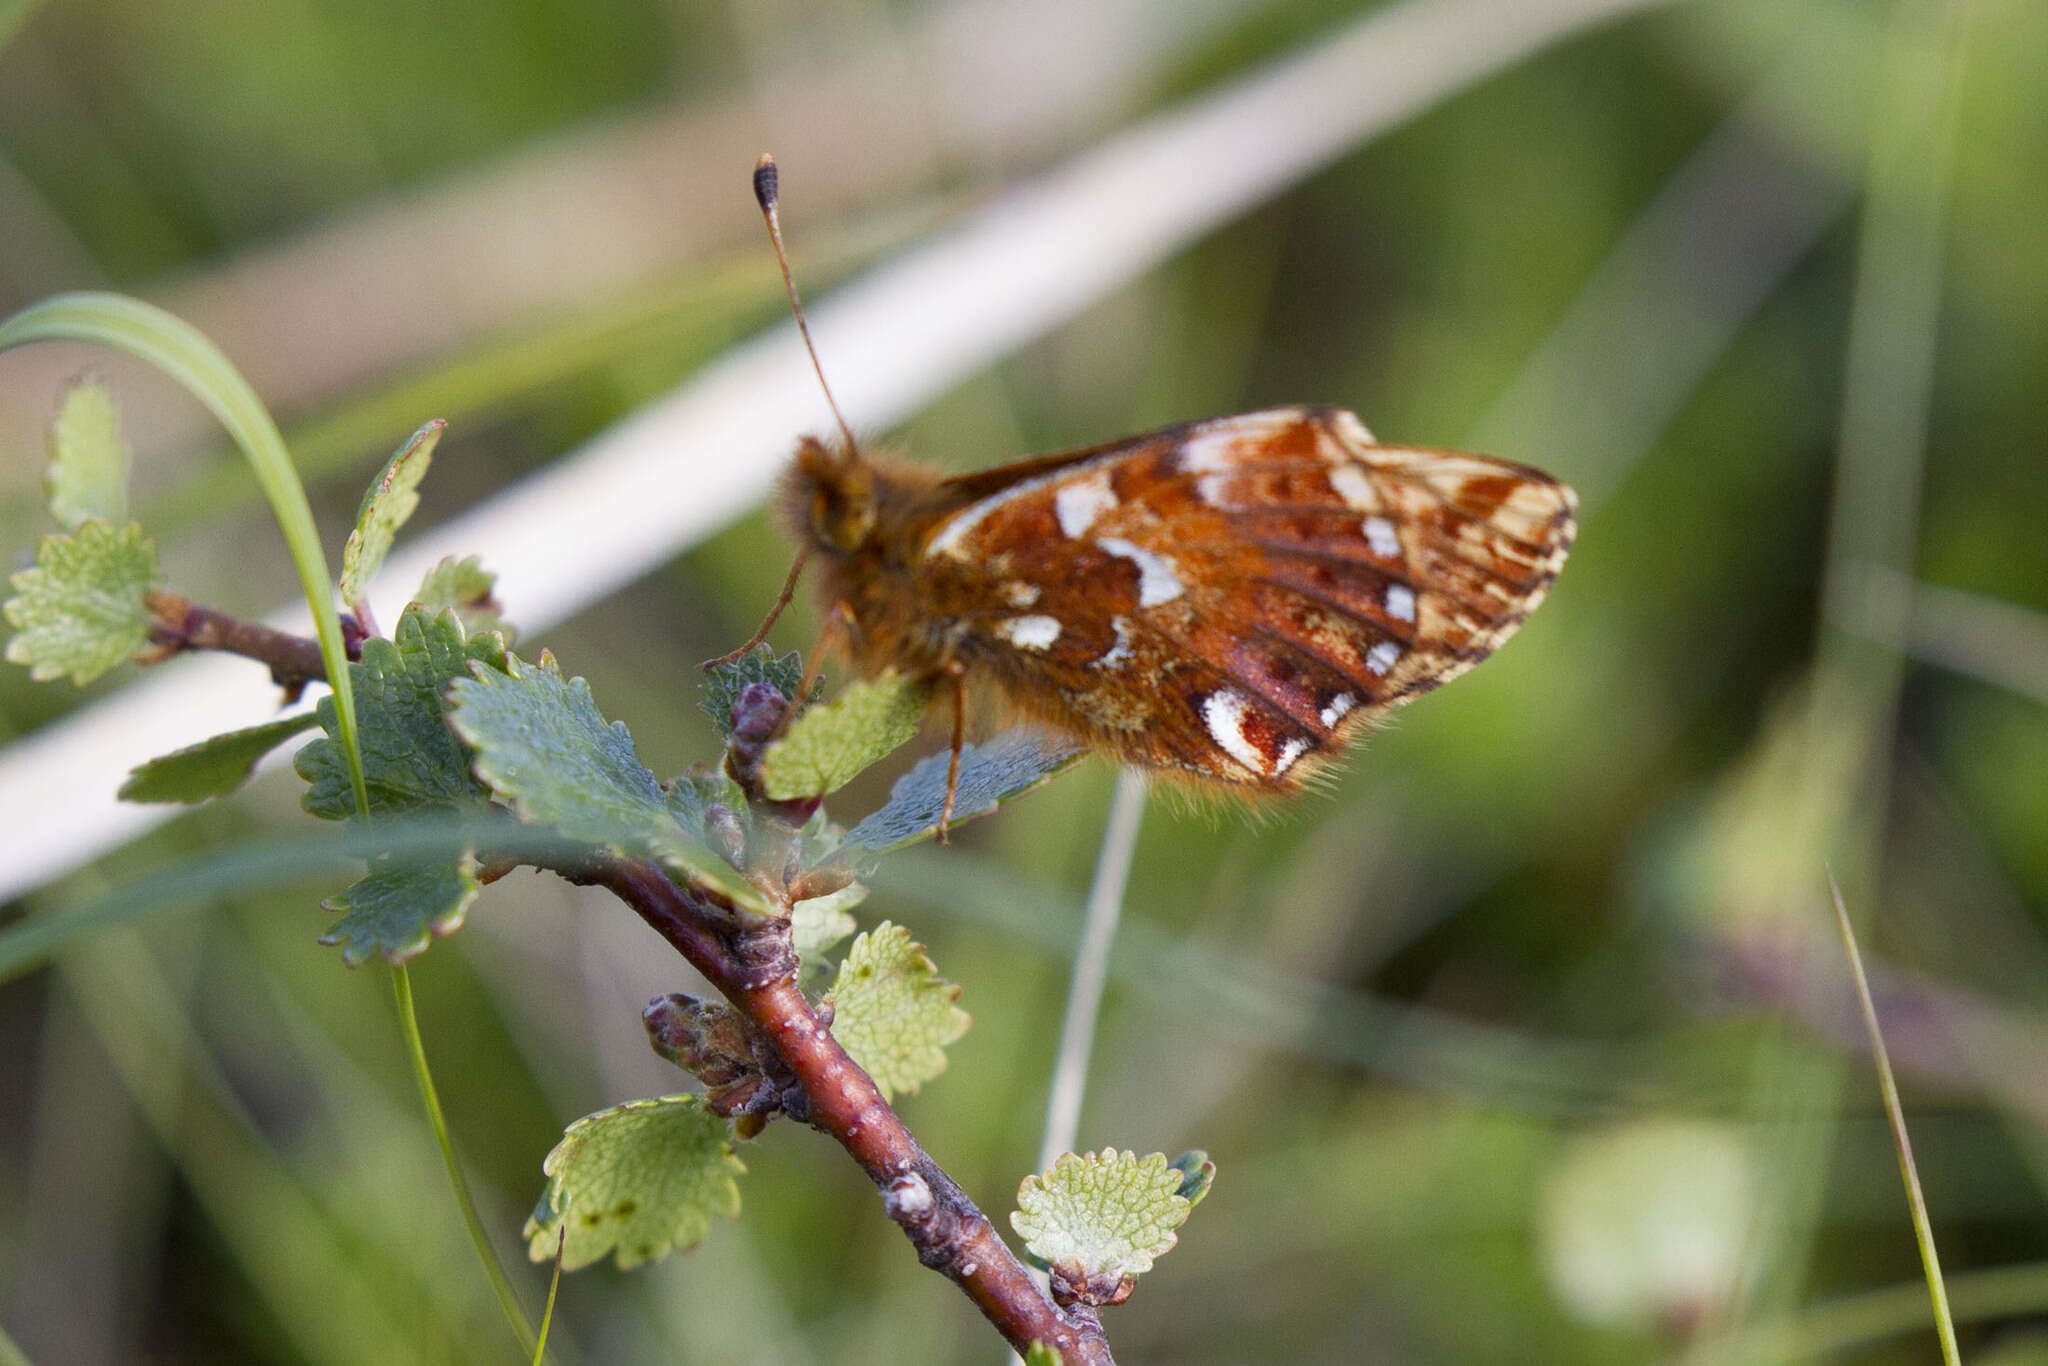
(389, 964, 539, 1358)
(1827, 869, 1961, 1365)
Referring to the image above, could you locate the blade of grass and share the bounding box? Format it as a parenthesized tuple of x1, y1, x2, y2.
(0, 818, 581, 985)
(1672, 1259, 2048, 1366)
(391, 964, 540, 1357)
(0, 1316, 30, 1366)
(533, 1229, 565, 1366)
(0, 292, 369, 819)
(1826, 868, 1960, 1365)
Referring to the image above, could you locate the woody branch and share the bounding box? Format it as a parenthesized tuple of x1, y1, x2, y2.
(157, 604, 1116, 1365)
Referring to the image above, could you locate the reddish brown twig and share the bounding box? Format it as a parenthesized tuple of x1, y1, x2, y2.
(143, 590, 362, 698)
(593, 854, 1114, 1365)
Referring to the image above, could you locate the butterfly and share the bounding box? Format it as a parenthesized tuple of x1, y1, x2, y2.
(780, 405, 1575, 793)
(721, 156, 1576, 828)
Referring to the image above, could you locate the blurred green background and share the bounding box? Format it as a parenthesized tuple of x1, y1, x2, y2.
(3, 0, 2047, 1361)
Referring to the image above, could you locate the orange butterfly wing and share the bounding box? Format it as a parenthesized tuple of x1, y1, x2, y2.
(900, 406, 1576, 789)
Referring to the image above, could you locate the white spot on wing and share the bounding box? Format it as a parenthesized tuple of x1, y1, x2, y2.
(1330, 409, 1377, 447)
(1386, 584, 1416, 622)
(1055, 471, 1117, 538)
(1200, 689, 1266, 775)
(1329, 465, 1376, 510)
(1196, 472, 1233, 507)
(1320, 692, 1355, 727)
(1273, 739, 1307, 775)
(1177, 427, 1246, 473)
(1002, 581, 1040, 608)
(1092, 616, 1134, 670)
(1363, 515, 1401, 559)
(1367, 641, 1401, 674)
(1096, 537, 1184, 607)
(925, 463, 1103, 559)
(994, 615, 1062, 651)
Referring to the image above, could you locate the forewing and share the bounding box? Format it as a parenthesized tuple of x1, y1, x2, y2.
(913, 407, 1575, 788)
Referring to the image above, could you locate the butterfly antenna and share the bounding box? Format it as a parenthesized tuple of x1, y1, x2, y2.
(755, 154, 860, 458)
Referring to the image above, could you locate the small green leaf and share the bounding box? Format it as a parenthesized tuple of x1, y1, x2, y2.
(1012, 1150, 1192, 1284)
(524, 1095, 744, 1271)
(823, 922, 968, 1101)
(841, 730, 1083, 854)
(413, 554, 510, 641)
(1167, 1150, 1216, 1208)
(294, 605, 501, 823)
(792, 880, 865, 964)
(320, 851, 482, 966)
(340, 419, 443, 602)
(699, 645, 809, 737)
(1024, 1344, 1063, 1366)
(760, 671, 930, 800)
(119, 712, 322, 803)
(448, 651, 704, 866)
(46, 377, 128, 528)
(4, 521, 160, 684)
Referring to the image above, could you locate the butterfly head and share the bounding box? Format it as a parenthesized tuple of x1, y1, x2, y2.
(785, 435, 877, 556)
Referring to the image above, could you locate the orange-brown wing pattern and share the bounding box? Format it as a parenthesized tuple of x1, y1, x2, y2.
(908, 407, 1576, 789)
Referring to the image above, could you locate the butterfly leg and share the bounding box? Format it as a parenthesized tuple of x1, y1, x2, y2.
(790, 599, 857, 716)
(703, 550, 811, 670)
(936, 659, 967, 844)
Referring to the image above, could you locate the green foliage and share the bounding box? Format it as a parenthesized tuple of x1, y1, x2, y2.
(524, 1095, 744, 1271)
(1011, 1150, 1193, 1286)
(293, 606, 504, 823)
(2, 291, 375, 817)
(1023, 1345, 1063, 1366)
(119, 712, 322, 804)
(840, 730, 1082, 854)
(759, 671, 929, 800)
(45, 377, 127, 528)
(320, 851, 483, 966)
(823, 922, 968, 1101)
(292, 605, 505, 962)
(698, 644, 809, 737)
(340, 419, 443, 603)
(448, 650, 720, 880)
(3, 520, 160, 684)
(412, 554, 509, 640)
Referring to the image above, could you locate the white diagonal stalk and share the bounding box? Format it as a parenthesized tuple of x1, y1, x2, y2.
(1036, 768, 1149, 1175)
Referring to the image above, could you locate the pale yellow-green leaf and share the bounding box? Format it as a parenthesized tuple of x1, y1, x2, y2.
(759, 671, 929, 799)
(1012, 1149, 1192, 1281)
(824, 922, 968, 1101)
(4, 521, 159, 684)
(340, 419, 443, 602)
(524, 1095, 744, 1271)
(1024, 1343, 1063, 1366)
(413, 554, 509, 640)
(793, 880, 865, 964)
(46, 377, 128, 528)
